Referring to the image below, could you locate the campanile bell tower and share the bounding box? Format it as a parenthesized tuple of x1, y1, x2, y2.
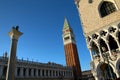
(62, 18, 82, 80)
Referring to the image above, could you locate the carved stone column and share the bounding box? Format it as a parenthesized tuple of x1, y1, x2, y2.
(105, 40, 112, 55)
(88, 46, 93, 61)
(116, 37, 120, 50)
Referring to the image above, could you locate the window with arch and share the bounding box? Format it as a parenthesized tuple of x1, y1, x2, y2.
(100, 1, 116, 17)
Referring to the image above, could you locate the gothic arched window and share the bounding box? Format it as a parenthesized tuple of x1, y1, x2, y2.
(100, 1, 116, 17)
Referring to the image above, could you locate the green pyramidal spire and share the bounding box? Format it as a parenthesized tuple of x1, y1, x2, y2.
(63, 18, 71, 29)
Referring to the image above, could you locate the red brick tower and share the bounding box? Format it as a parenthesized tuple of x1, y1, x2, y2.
(62, 18, 82, 80)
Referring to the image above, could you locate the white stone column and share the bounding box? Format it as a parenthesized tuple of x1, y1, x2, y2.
(55, 70, 56, 77)
(20, 67, 23, 78)
(106, 40, 112, 55)
(58, 71, 59, 77)
(116, 38, 120, 50)
(40, 69, 42, 77)
(36, 69, 38, 77)
(26, 68, 28, 77)
(48, 69, 50, 77)
(94, 75, 99, 80)
(97, 44, 102, 58)
(31, 68, 34, 77)
(116, 69, 120, 78)
(51, 70, 53, 78)
(88, 46, 93, 61)
(44, 69, 46, 77)
(0, 65, 3, 78)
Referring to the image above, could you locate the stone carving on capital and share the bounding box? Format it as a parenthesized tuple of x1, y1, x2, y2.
(12, 26, 19, 31)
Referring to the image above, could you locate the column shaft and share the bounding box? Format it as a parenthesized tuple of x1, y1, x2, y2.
(6, 39, 18, 80)
(36, 69, 38, 77)
(20, 67, 23, 77)
(26, 68, 29, 77)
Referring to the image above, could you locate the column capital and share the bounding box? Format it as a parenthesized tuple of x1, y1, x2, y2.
(9, 27, 23, 40)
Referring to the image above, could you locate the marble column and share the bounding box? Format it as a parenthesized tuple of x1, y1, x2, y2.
(40, 69, 42, 77)
(26, 68, 29, 77)
(44, 69, 46, 77)
(106, 40, 112, 55)
(20, 67, 23, 78)
(97, 44, 102, 58)
(116, 38, 120, 50)
(31, 68, 34, 77)
(51, 70, 53, 77)
(6, 27, 23, 80)
(48, 70, 50, 77)
(36, 69, 38, 77)
(88, 46, 93, 61)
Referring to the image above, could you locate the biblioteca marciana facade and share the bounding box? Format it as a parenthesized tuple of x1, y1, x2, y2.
(0, 54, 73, 80)
(76, 0, 120, 80)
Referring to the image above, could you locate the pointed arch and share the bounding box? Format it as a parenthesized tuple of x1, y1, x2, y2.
(107, 35, 118, 50)
(90, 41, 99, 56)
(98, 38, 108, 52)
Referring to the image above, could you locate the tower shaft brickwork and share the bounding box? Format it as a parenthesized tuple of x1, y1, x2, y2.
(62, 18, 82, 80)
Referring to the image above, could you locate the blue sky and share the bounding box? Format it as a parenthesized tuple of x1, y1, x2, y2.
(0, 0, 91, 71)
